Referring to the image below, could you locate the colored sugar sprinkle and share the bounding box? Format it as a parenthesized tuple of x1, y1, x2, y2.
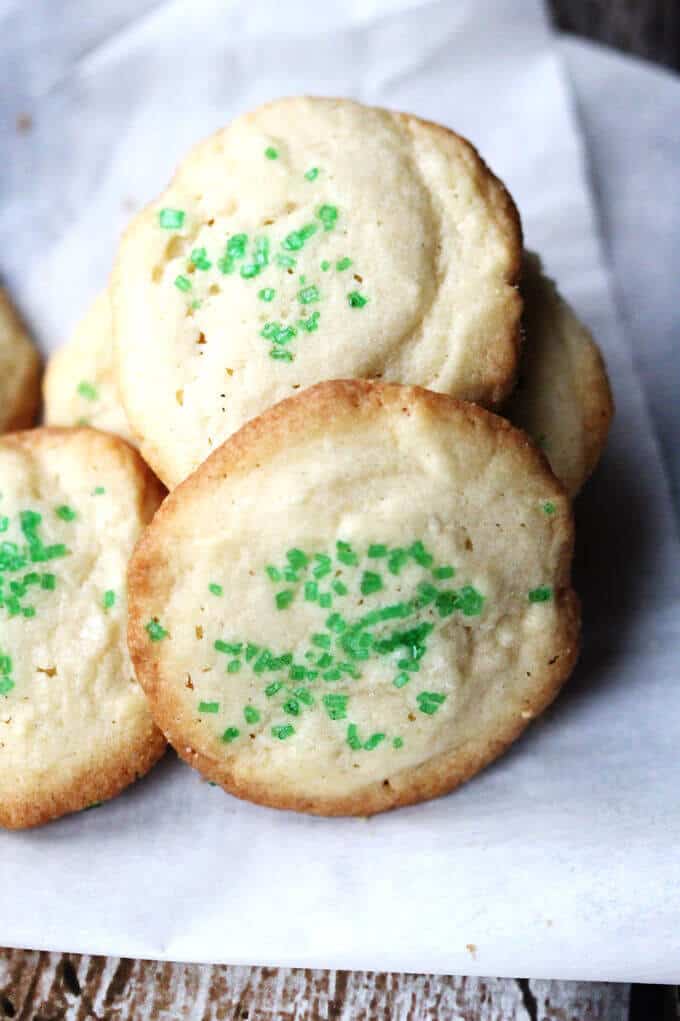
(276, 254, 296, 269)
(145, 619, 167, 641)
(208, 539, 488, 751)
(543, 502, 556, 515)
(269, 349, 293, 362)
(322, 694, 348, 720)
(336, 257, 352, 271)
(259, 288, 276, 302)
(93, 487, 106, 495)
(264, 146, 279, 160)
(298, 310, 320, 332)
(416, 691, 447, 716)
(432, 565, 455, 580)
(55, 505, 76, 522)
(304, 167, 320, 181)
(261, 322, 297, 345)
(320, 260, 330, 271)
(360, 571, 382, 595)
(174, 275, 191, 293)
(190, 247, 211, 271)
(77, 381, 98, 401)
(347, 291, 368, 308)
(244, 706, 260, 724)
(199, 701, 220, 714)
(298, 285, 320, 305)
(209, 583, 224, 596)
(159, 208, 185, 229)
(282, 223, 318, 252)
(317, 205, 338, 230)
(0, 517, 7, 532)
(272, 724, 294, 740)
(222, 727, 240, 743)
(102, 590, 115, 610)
(529, 586, 553, 603)
(0, 651, 14, 695)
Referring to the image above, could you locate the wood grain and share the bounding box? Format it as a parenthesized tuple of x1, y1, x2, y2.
(0, 950, 630, 1020)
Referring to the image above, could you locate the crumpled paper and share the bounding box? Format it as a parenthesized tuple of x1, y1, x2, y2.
(1, 0, 679, 982)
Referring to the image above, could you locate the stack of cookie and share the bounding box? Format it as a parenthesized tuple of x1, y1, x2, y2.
(1, 97, 612, 826)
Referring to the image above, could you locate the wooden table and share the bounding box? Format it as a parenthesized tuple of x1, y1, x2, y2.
(2, 2, 678, 1018)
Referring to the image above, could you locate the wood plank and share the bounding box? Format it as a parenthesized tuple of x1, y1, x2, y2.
(0, 950, 629, 1020)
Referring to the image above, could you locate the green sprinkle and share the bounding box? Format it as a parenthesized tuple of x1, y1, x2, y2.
(244, 705, 260, 724)
(336, 540, 358, 566)
(93, 486, 106, 495)
(245, 643, 259, 661)
(433, 566, 455, 579)
(265, 565, 281, 582)
(272, 724, 295, 740)
(199, 701, 220, 714)
(282, 223, 318, 251)
(145, 619, 167, 642)
(102, 590, 115, 610)
(77, 381, 98, 401)
(322, 693, 348, 720)
(55, 505, 76, 522)
(363, 733, 386, 751)
(388, 548, 408, 575)
(316, 653, 333, 669)
(298, 310, 320, 332)
(347, 723, 362, 750)
(174, 274, 191, 293)
(0, 517, 8, 532)
(298, 285, 320, 305)
(393, 673, 410, 689)
(393, 737, 404, 749)
(416, 691, 447, 716)
(290, 665, 306, 682)
(304, 167, 319, 181)
(159, 208, 185, 229)
(240, 263, 260, 279)
(209, 583, 223, 596)
(41, 573, 56, 590)
(347, 291, 368, 308)
(543, 502, 556, 515)
(318, 593, 331, 608)
(215, 640, 242, 655)
(320, 260, 330, 271)
(190, 246, 212, 270)
(276, 253, 297, 269)
(529, 586, 552, 603)
(304, 581, 319, 601)
(265, 146, 278, 160)
(276, 590, 294, 610)
(283, 698, 300, 716)
(317, 204, 338, 230)
(336, 257, 352, 271)
(312, 633, 331, 650)
(435, 591, 457, 617)
(222, 727, 240, 743)
(326, 613, 346, 634)
(360, 571, 382, 596)
(259, 287, 276, 302)
(368, 544, 387, 558)
(287, 548, 308, 570)
(0, 678, 14, 695)
(22, 607, 35, 618)
(265, 682, 283, 697)
(457, 585, 485, 616)
(269, 348, 294, 362)
(227, 660, 241, 673)
(409, 541, 433, 567)
(332, 579, 348, 596)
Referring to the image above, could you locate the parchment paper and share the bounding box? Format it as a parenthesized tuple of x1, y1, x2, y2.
(1, 0, 679, 982)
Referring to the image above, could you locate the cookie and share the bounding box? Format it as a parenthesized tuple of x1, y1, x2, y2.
(128, 380, 579, 816)
(505, 253, 613, 496)
(0, 287, 41, 433)
(113, 97, 522, 487)
(0, 428, 166, 829)
(44, 291, 136, 446)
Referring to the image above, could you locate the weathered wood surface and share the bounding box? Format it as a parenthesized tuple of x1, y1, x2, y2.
(0, 951, 631, 1020)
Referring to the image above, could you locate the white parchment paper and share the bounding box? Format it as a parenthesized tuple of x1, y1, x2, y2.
(1, 0, 679, 982)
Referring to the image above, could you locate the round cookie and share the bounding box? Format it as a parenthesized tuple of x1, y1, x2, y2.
(44, 291, 136, 446)
(0, 428, 166, 829)
(114, 96, 522, 488)
(0, 287, 41, 433)
(505, 252, 613, 496)
(128, 381, 579, 816)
